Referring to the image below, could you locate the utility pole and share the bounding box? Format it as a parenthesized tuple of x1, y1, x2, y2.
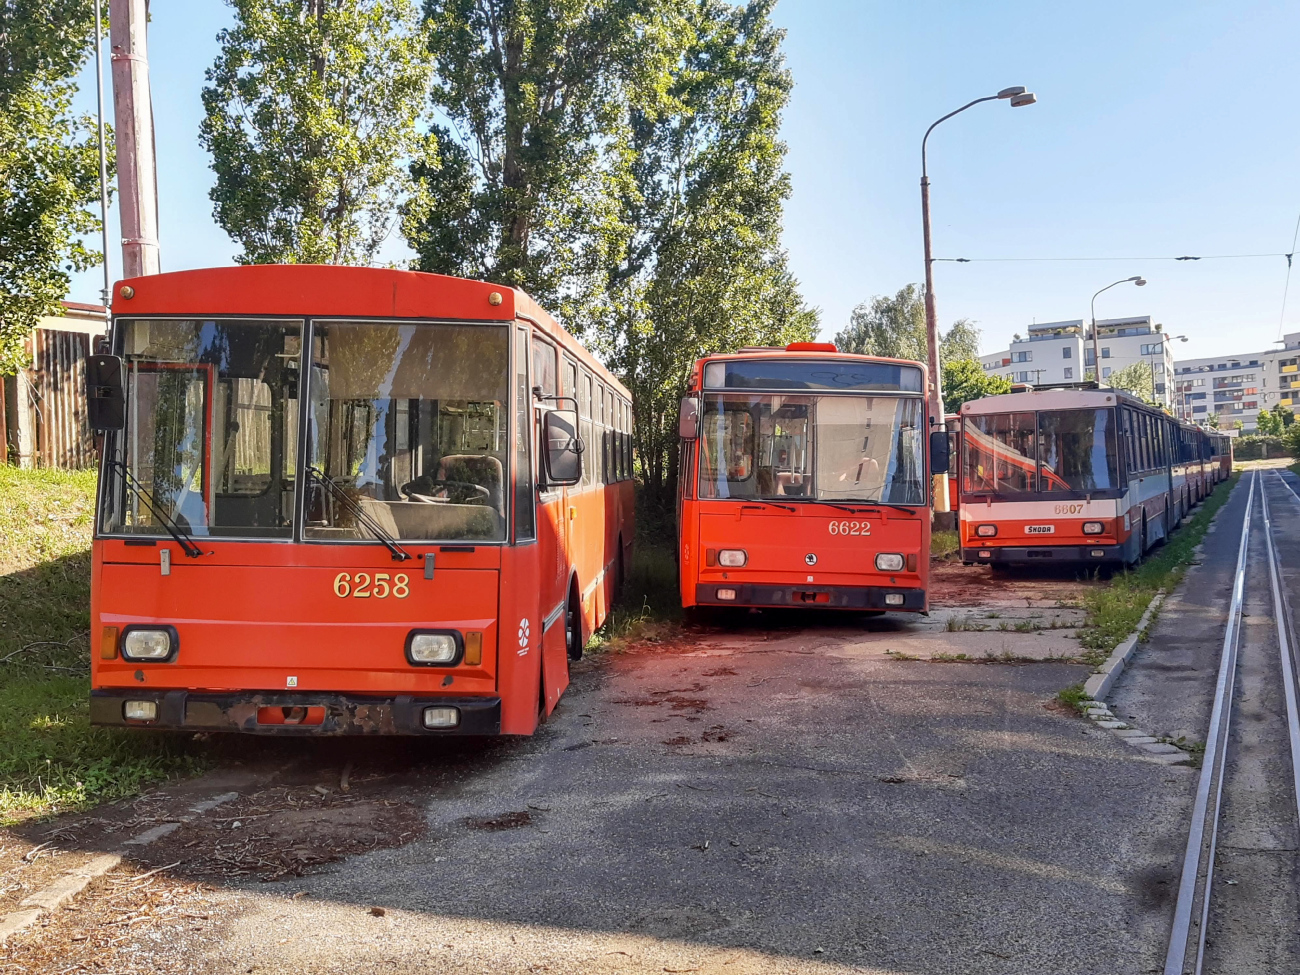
(92, 0, 111, 307)
(109, 0, 160, 280)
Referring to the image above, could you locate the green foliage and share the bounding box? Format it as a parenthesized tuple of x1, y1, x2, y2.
(1231, 434, 1286, 461)
(1255, 404, 1294, 436)
(406, 0, 682, 310)
(1284, 422, 1300, 458)
(0, 0, 108, 371)
(200, 0, 432, 264)
(942, 358, 1011, 414)
(0, 467, 203, 821)
(1106, 361, 1154, 401)
(596, 0, 817, 501)
(834, 284, 979, 366)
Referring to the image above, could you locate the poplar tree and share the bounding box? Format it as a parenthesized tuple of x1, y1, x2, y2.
(200, 0, 432, 265)
(0, 0, 107, 370)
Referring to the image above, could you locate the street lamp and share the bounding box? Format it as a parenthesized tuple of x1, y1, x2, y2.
(1146, 333, 1186, 408)
(921, 85, 1036, 514)
(1089, 277, 1146, 388)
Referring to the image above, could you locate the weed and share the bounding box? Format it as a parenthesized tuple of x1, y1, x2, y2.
(588, 541, 682, 652)
(0, 466, 205, 822)
(930, 529, 959, 561)
(884, 649, 919, 661)
(1056, 683, 1090, 714)
(945, 617, 986, 632)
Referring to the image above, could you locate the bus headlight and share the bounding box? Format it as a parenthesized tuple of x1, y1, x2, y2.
(422, 706, 460, 729)
(1082, 521, 1105, 535)
(875, 553, 905, 572)
(121, 627, 176, 661)
(407, 631, 462, 666)
(976, 524, 998, 537)
(123, 700, 157, 721)
(718, 549, 747, 567)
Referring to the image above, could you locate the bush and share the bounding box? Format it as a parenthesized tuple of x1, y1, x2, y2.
(1232, 435, 1286, 460)
(1285, 423, 1300, 458)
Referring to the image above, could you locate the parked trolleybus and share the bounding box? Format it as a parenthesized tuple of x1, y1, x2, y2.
(958, 387, 1220, 567)
(676, 343, 949, 614)
(86, 266, 633, 736)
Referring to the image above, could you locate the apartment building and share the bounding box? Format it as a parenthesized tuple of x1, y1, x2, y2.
(978, 316, 1175, 405)
(1174, 330, 1300, 432)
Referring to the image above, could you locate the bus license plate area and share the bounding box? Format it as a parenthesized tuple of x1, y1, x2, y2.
(257, 705, 326, 726)
(1025, 525, 1055, 534)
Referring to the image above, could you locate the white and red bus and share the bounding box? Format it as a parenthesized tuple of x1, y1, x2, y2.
(676, 343, 949, 614)
(87, 265, 633, 737)
(957, 388, 1219, 567)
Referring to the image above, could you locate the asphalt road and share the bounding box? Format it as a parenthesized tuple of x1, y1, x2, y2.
(84, 612, 1199, 975)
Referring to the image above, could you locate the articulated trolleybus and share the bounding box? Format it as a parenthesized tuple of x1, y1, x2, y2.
(958, 387, 1227, 567)
(676, 343, 949, 615)
(86, 266, 634, 737)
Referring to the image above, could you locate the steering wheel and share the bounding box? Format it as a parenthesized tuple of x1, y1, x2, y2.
(401, 479, 491, 505)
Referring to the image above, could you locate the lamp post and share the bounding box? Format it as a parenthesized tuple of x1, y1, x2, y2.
(1089, 277, 1146, 387)
(921, 85, 1035, 514)
(1147, 333, 1187, 408)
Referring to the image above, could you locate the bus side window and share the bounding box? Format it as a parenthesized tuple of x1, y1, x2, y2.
(581, 371, 594, 486)
(515, 328, 536, 540)
(532, 336, 557, 398)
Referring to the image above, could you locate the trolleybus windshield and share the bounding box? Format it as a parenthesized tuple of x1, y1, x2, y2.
(697, 393, 925, 505)
(100, 318, 303, 538)
(304, 320, 510, 543)
(963, 408, 1119, 496)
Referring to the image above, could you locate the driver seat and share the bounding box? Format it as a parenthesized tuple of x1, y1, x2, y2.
(435, 454, 504, 515)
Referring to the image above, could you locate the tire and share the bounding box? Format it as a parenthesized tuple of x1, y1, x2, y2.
(565, 593, 583, 661)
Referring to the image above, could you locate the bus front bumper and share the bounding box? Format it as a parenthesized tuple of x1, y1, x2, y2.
(694, 583, 924, 612)
(90, 690, 501, 736)
(961, 545, 1124, 564)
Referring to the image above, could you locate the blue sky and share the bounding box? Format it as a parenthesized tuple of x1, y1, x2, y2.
(69, 1, 1300, 360)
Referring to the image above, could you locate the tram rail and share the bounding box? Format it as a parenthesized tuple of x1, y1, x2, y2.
(1163, 471, 1300, 974)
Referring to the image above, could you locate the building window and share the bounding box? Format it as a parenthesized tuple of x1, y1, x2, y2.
(1064, 367, 1073, 380)
(1101, 348, 1111, 359)
(1011, 351, 1031, 363)
(1102, 366, 1112, 378)
(1193, 405, 1206, 413)
(1062, 347, 1072, 359)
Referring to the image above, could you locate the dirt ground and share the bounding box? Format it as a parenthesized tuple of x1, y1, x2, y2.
(929, 557, 1105, 609)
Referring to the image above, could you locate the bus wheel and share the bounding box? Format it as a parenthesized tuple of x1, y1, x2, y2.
(565, 593, 583, 661)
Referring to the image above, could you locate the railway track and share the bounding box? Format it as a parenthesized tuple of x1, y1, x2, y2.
(1163, 470, 1300, 974)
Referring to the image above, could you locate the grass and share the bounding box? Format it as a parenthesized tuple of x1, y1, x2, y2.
(0, 465, 204, 823)
(1057, 682, 1089, 714)
(930, 529, 959, 560)
(589, 541, 683, 651)
(1075, 473, 1240, 665)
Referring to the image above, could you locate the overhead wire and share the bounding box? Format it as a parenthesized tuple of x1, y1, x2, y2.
(1277, 210, 1300, 341)
(933, 253, 1288, 263)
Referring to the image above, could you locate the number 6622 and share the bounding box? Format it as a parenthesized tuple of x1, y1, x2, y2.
(333, 572, 410, 599)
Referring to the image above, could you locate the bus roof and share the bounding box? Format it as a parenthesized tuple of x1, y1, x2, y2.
(959, 387, 1169, 416)
(110, 265, 630, 399)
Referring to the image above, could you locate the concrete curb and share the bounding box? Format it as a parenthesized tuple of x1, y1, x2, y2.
(1083, 588, 1167, 701)
(0, 791, 238, 943)
(1079, 587, 1193, 765)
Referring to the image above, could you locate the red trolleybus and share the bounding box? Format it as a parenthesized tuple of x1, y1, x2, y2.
(958, 388, 1196, 567)
(86, 266, 633, 736)
(676, 344, 948, 614)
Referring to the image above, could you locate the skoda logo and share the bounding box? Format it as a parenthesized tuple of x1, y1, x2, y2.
(805, 553, 817, 566)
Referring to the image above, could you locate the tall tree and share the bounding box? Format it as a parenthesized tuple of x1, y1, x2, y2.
(595, 0, 817, 503)
(942, 358, 1011, 414)
(834, 284, 978, 365)
(200, 0, 432, 265)
(0, 0, 107, 370)
(1107, 361, 1155, 402)
(404, 0, 683, 312)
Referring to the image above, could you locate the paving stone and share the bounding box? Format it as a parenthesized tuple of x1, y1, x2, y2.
(1138, 742, 1184, 755)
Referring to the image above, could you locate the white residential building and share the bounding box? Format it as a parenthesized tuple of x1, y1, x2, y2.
(1000, 320, 1085, 386)
(979, 349, 1010, 378)
(1173, 330, 1300, 433)
(1082, 316, 1178, 407)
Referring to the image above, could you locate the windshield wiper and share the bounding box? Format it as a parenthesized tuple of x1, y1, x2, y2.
(107, 460, 204, 558)
(307, 467, 412, 562)
(740, 499, 797, 513)
(833, 498, 921, 516)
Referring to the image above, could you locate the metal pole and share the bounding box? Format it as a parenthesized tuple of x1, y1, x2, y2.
(92, 0, 112, 308)
(1090, 301, 1101, 386)
(109, 0, 160, 280)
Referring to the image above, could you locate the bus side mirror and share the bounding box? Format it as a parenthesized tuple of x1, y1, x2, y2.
(543, 409, 583, 485)
(929, 430, 950, 474)
(678, 396, 699, 440)
(87, 354, 126, 431)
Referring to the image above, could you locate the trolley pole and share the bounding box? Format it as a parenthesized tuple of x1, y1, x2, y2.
(109, 0, 160, 280)
(920, 86, 1036, 517)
